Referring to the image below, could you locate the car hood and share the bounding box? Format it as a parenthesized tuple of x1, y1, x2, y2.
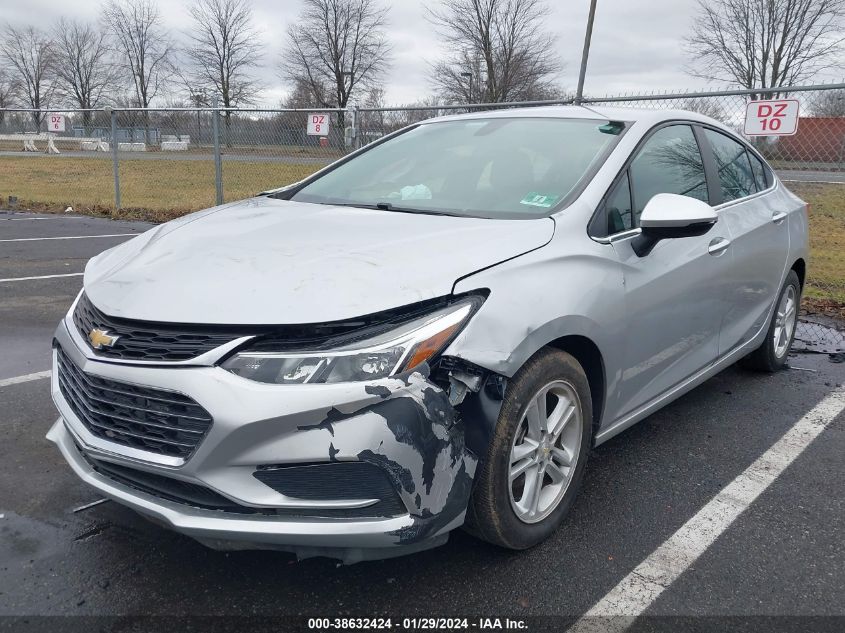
(84, 197, 555, 324)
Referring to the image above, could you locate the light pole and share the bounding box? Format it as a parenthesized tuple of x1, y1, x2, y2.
(575, 0, 598, 105)
(189, 87, 208, 145)
(341, 70, 354, 145)
(341, 70, 354, 104)
(461, 72, 473, 104)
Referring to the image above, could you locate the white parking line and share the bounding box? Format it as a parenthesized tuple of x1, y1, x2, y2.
(0, 233, 136, 242)
(0, 272, 84, 283)
(569, 388, 845, 633)
(1, 217, 88, 221)
(0, 370, 51, 388)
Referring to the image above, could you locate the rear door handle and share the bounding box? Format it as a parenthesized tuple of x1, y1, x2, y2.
(772, 211, 788, 224)
(708, 237, 731, 256)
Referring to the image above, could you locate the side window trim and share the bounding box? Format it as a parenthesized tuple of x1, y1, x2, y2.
(621, 170, 633, 227)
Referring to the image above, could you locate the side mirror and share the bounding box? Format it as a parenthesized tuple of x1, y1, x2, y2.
(631, 193, 717, 257)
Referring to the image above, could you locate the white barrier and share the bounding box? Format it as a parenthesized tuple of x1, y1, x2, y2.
(81, 141, 110, 151)
(0, 133, 103, 154)
(161, 141, 188, 151)
(117, 142, 147, 152)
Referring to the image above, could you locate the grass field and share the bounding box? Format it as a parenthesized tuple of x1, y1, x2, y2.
(0, 156, 323, 222)
(0, 155, 842, 313)
(788, 182, 845, 317)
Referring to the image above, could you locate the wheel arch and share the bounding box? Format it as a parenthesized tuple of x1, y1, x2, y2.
(791, 257, 806, 290)
(545, 335, 606, 435)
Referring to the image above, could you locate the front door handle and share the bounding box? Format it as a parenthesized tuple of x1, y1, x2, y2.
(772, 211, 788, 224)
(708, 237, 731, 256)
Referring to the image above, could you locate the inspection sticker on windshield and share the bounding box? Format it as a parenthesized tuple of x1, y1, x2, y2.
(520, 192, 560, 208)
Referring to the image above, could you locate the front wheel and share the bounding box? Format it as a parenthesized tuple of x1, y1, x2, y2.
(466, 348, 592, 550)
(741, 270, 801, 372)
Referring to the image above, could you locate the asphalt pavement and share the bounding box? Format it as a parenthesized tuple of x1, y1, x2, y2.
(1, 211, 843, 631)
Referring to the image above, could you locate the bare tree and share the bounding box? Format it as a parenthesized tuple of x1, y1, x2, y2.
(426, 0, 562, 103)
(52, 18, 119, 130)
(102, 0, 173, 109)
(686, 0, 845, 90)
(185, 0, 263, 145)
(0, 67, 16, 128)
(359, 85, 387, 139)
(0, 25, 55, 128)
(281, 0, 392, 112)
(810, 88, 845, 116)
(275, 78, 323, 131)
(677, 97, 729, 121)
(281, 78, 325, 110)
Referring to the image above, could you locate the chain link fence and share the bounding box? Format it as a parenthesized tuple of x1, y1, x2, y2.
(0, 83, 843, 350)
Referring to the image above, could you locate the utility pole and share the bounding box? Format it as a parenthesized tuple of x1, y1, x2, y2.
(575, 0, 598, 105)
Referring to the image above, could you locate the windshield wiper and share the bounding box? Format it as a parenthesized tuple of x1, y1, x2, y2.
(374, 202, 461, 217)
(322, 200, 465, 217)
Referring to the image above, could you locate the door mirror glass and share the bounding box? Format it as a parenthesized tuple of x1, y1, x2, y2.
(632, 193, 717, 256)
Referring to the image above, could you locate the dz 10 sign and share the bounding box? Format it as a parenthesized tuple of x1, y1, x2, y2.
(744, 99, 799, 136)
(307, 113, 330, 136)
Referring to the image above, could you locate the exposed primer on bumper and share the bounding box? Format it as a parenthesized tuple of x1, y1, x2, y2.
(296, 367, 479, 546)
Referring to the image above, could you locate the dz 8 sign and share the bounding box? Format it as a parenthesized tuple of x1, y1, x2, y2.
(744, 99, 799, 136)
(307, 113, 330, 136)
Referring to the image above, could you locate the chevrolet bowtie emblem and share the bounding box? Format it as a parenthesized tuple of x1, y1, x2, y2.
(88, 328, 120, 350)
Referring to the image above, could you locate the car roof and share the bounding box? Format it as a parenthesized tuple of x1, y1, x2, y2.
(425, 104, 729, 131)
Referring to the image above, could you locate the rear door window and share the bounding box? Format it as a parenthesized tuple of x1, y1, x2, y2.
(703, 129, 758, 202)
(748, 151, 770, 191)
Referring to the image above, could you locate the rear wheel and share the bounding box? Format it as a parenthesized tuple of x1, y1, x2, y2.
(466, 348, 592, 550)
(741, 270, 800, 372)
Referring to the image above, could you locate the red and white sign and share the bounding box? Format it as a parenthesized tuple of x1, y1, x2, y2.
(306, 113, 330, 136)
(48, 114, 66, 132)
(744, 99, 799, 136)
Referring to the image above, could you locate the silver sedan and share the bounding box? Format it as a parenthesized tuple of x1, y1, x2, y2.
(48, 106, 808, 562)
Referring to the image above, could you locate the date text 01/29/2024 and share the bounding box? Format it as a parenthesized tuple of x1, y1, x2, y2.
(307, 617, 529, 630)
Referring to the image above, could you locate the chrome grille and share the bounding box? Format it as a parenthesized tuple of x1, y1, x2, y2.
(56, 347, 213, 458)
(72, 293, 245, 361)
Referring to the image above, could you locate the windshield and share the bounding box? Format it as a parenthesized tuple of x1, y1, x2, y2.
(289, 117, 624, 218)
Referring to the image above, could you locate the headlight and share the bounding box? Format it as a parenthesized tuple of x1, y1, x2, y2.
(220, 297, 481, 384)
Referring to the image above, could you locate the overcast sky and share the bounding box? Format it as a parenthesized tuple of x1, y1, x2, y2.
(1, 0, 841, 106)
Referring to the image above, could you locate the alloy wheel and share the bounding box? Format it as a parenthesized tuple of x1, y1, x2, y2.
(508, 380, 583, 524)
(774, 284, 797, 359)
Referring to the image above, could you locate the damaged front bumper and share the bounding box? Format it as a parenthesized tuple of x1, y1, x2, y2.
(48, 321, 478, 563)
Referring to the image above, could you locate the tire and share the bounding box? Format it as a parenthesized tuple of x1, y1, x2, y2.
(740, 270, 801, 372)
(466, 348, 592, 550)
